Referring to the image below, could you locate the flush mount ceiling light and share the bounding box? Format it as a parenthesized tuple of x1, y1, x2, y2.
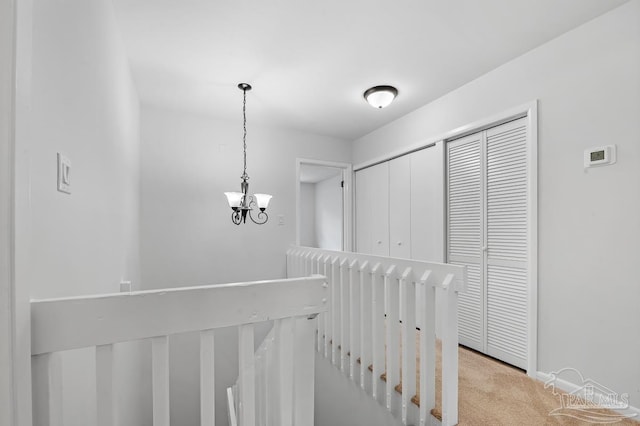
(363, 85, 398, 109)
(224, 83, 272, 225)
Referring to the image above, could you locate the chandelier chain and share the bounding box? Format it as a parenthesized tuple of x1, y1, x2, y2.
(242, 87, 248, 181)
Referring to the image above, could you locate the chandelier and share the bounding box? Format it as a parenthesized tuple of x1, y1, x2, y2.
(224, 83, 272, 225)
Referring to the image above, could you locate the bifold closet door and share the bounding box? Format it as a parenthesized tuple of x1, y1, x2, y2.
(410, 143, 444, 263)
(446, 133, 484, 352)
(355, 162, 389, 256)
(485, 118, 528, 369)
(447, 117, 529, 370)
(389, 156, 411, 259)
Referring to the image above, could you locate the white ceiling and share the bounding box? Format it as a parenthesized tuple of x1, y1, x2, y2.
(113, 0, 628, 141)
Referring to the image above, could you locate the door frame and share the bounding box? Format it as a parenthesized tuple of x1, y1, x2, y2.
(295, 159, 353, 252)
(443, 101, 538, 377)
(1, 0, 34, 424)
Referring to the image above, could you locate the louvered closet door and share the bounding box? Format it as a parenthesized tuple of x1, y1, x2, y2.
(447, 133, 484, 352)
(485, 117, 528, 369)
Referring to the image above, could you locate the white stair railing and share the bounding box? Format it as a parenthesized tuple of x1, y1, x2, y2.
(287, 246, 467, 426)
(30, 275, 328, 426)
(227, 307, 318, 426)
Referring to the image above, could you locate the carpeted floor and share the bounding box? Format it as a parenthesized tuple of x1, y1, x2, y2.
(408, 339, 639, 425)
(341, 329, 637, 425)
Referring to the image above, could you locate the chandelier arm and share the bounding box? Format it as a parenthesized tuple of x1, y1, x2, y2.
(248, 210, 268, 225)
(246, 198, 268, 225)
(231, 210, 242, 225)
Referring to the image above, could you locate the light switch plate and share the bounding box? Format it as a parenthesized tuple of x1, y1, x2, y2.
(57, 153, 71, 194)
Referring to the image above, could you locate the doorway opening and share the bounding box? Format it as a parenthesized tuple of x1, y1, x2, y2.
(296, 159, 352, 251)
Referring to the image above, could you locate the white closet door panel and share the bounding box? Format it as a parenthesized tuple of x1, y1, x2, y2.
(371, 162, 390, 256)
(389, 156, 411, 259)
(486, 264, 527, 369)
(452, 262, 483, 349)
(447, 135, 482, 259)
(486, 118, 528, 263)
(355, 168, 373, 254)
(355, 163, 389, 256)
(486, 117, 528, 369)
(410, 143, 444, 263)
(447, 133, 483, 352)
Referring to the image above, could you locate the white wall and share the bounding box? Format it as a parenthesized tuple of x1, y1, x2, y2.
(29, 0, 144, 424)
(300, 182, 317, 247)
(140, 105, 351, 425)
(353, 1, 640, 408)
(140, 105, 351, 287)
(0, 0, 15, 423)
(315, 174, 343, 250)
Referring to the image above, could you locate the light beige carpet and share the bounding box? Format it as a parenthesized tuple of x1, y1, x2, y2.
(339, 330, 637, 425)
(358, 332, 640, 426)
(401, 337, 639, 425)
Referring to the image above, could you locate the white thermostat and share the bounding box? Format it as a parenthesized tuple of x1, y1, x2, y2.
(584, 145, 616, 168)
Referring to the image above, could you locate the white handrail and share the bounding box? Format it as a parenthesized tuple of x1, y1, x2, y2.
(31, 276, 327, 355)
(287, 246, 466, 426)
(31, 275, 328, 426)
(287, 247, 467, 292)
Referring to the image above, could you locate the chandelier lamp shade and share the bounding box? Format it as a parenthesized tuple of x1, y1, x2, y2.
(224, 83, 272, 225)
(363, 85, 398, 109)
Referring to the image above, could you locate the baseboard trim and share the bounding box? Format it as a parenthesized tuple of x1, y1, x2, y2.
(536, 371, 639, 420)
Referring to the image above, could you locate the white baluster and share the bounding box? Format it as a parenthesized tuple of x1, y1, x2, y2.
(286, 249, 292, 277)
(315, 254, 327, 353)
(275, 318, 294, 426)
(304, 251, 314, 276)
(298, 249, 306, 277)
(370, 263, 384, 401)
(331, 256, 340, 365)
(339, 258, 349, 373)
(400, 268, 416, 425)
(311, 253, 319, 275)
(322, 255, 332, 358)
(96, 344, 116, 426)
(32, 352, 63, 426)
(255, 347, 265, 426)
(226, 387, 238, 426)
(384, 265, 399, 412)
(200, 329, 216, 426)
(419, 271, 436, 426)
(327, 256, 340, 364)
(265, 335, 276, 426)
(359, 261, 371, 390)
(290, 249, 299, 277)
(348, 259, 360, 381)
(293, 316, 316, 426)
(238, 324, 256, 426)
(440, 274, 458, 426)
(152, 336, 170, 426)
